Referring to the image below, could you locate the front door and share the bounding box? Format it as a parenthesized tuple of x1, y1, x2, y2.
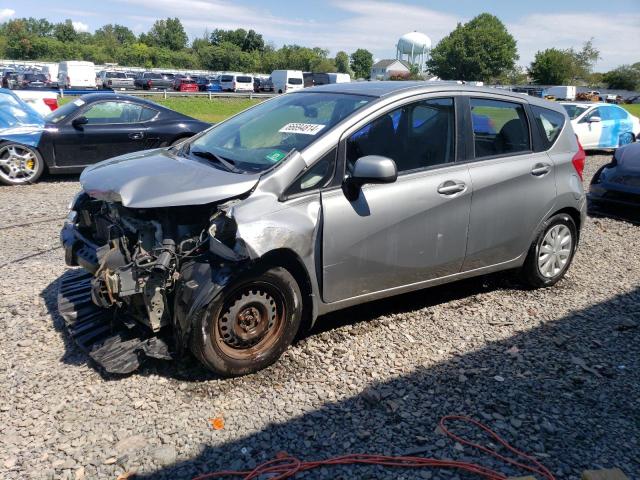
(53, 100, 149, 167)
(462, 97, 557, 271)
(574, 107, 603, 149)
(321, 97, 472, 303)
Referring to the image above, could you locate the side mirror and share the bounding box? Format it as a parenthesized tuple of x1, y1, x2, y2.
(588, 116, 601, 123)
(72, 116, 89, 129)
(343, 155, 398, 201)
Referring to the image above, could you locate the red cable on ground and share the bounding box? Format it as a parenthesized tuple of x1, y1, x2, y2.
(192, 415, 556, 480)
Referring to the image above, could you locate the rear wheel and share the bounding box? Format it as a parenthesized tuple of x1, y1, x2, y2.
(191, 267, 302, 377)
(619, 132, 634, 147)
(0, 142, 44, 186)
(520, 213, 577, 288)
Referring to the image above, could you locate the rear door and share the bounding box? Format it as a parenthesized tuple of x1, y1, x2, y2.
(321, 96, 472, 303)
(462, 96, 557, 271)
(53, 100, 156, 166)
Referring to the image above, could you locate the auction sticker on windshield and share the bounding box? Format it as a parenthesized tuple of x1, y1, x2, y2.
(265, 150, 287, 163)
(279, 123, 325, 135)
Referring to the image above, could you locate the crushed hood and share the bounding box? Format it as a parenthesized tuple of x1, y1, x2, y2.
(80, 148, 260, 208)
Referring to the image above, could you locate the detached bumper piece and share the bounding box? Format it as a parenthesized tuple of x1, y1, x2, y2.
(57, 269, 173, 375)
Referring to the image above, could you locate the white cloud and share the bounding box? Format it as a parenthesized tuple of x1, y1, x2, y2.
(0, 8, 15, 21)
(72, 20, 90, 33)
(508, 13, 640, 71)
(113, 0, 638, 70)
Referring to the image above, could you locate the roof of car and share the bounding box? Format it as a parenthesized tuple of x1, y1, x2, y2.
(76, 93, 171, 110)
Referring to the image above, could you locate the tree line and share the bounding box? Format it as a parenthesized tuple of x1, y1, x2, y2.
(1, 14, 638, 90)
(0, 17, 374, 78)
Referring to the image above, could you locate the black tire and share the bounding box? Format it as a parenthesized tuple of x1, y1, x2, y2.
(191, 266, 303, 377)
(520, 213, 577, 288)
(0, 142, 45, 186)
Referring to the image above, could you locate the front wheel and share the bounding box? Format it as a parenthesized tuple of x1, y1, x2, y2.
(191, 267, 302, 377)
(0, 142, 45, 186)
(520, 213, 577, 288)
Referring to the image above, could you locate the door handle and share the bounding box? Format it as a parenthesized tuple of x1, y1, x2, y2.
(437, 180, 466, 195)
(531, 163, 551, 176)
(128, 132, 144, 140)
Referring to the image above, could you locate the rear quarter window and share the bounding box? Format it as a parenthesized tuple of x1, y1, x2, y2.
(531, 105, 565, 150)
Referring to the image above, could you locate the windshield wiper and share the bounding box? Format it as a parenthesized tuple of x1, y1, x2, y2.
(189, 149, 243, 173)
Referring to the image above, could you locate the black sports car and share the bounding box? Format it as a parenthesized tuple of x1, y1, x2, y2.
(0, 92, 210, 185)
(589, 141, 640, 212)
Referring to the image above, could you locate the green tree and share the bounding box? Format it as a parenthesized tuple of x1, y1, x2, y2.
(210, 28, 264, 52)
(602, 64, 640, 90)
(529, 49, 574, 84)
(53, 19, 78, 43)
(335, 51, 350, 74)
(143, 18, 187, 51)
(427, 13, 518, 82)
(350, 48, 373, 79)
(24, 17, 54, 37)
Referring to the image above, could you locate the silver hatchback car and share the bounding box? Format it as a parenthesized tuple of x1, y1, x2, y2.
(60, 82, 586, 376)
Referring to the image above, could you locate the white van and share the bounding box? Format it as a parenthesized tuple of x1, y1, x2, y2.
(327, 73, 351, 84)
(58, 61, 96, 89)
(219, 73, 254, 92)
(41, 63, 59, 87)
(542, 86, 576, 101)
(271, 70, 304, 94)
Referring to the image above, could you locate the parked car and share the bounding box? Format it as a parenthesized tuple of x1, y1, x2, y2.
(1, 71, 19, 89)
(170, 74, 187, 90)
(0, 92, 209, 185)
(219, 73, 254, 92)
(327, 73, 351, 84)
(134, 72, 173, 90)
(98, 71, 135, 90)
(589, 142, 640, 211)
(271, 70, 304, 93)
(58, 82, 586, 376)
(203, 78, 223, 92)
(542, 86, 576, 101)
(195, 76, 215, 91)
(560, 102, 640, 149)
(174, 78, 199, 92)
(13, 89, 58, 116)
(19, 72, 49, 89)
(58, 61, 96, 89)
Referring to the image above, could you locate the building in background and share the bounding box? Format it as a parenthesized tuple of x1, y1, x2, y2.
(371, 59, 412, 80)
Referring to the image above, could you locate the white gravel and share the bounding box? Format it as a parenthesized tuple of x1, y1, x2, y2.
(1, 156, 639, 480)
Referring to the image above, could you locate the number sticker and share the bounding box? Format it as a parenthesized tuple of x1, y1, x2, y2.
(279, 123, 325, 135)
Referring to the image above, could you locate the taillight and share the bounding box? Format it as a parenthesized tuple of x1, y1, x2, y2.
(147, 80, 152, 87)
(43, 98, 58, 111)
(572, 135, 586, 181)
(233, 81, 236, 88)
(66, 76, 70, 85)
(108, 80, 112, 86)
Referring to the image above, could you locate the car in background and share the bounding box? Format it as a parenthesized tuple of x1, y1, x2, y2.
(561, 102, 640, 149)
(196, 77, 223, 92)
(219, 73, 253, 92)
(134, 72, 174, 90)
(589, 142, 640, 211)
(59, 83, 585, 376)
(58, 61, 96, 89)
(19, 72, 49, 89)
(1, 71, 19, 89)
(253, 76, 273, 92)
(98, 71, 135, 90)
(14, 90, 58, 116)
(0, 92, 209, 185)
(271, 70, 304, 94)
(170, 74, 187, 90)
(174, 78, 199, 92)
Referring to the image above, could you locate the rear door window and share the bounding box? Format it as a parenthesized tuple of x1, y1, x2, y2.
(237, 76, 252, 83)
(470, 98, 530, 158)
(288, 77, 303, 85)
(531, 106, 565, 149)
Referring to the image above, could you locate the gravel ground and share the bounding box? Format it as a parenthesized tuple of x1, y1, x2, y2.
(1, 155, 639, 480)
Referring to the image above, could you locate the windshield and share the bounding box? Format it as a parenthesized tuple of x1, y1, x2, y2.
(145, 73, 162, 79)
(106, 72, 126, 78)
(187, 92, 372, 172)
(562, 104, 589, 120)
(45, 98, 84, 123)
(220, 75, 233, 82)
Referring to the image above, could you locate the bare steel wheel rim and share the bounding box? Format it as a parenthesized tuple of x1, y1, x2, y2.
(538, 224, 572, 278)
(0, 144, 39, 183)
(215, 284, 285, 359)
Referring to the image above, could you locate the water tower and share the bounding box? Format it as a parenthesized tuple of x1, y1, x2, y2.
(396, 31, 432, 72)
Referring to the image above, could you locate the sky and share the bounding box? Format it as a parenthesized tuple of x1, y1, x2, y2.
(1, 0, 639, 71)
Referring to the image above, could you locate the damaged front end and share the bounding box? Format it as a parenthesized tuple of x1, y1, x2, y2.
(59, 193, 251, 374)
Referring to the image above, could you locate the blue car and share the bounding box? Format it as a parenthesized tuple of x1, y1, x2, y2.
(195, 76, 223, 92)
